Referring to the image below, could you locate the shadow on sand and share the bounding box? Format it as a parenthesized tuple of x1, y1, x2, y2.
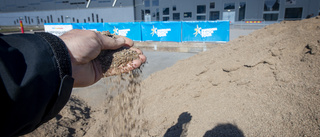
(163, 112, 244, 137)
(203, 123, 245, 137)
(163, 112, 192, 137)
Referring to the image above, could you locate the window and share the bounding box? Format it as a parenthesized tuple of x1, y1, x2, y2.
(73, 17, 75, 22)
(152, 0, 158, 6)
(156, 8, 159, 21)
(197, 16, 206, 20)
(144, 0, 150, 7)
(263, 13, 278, 21)
(70, 2, 85, 5)
(141, 10, 145, 21)
(209, 11, 219, 20)
(173, 5, 176, 11)
(197, 5, 206, 14)
(239, 2, 246, 21)
(163, 7, 169, 15)
(88, 17, 90, 22)
(61, 15, 64, 23)
(285, 8, 302, 20)
(184, 12, 192, 18)
(101, 18, 103, 22)
(92, 13, 94, 22)
(173, 13, 180, 21)
(224, 3, 235, 10)
(50, 15, 53, 23)
(145, 9, 150, 14)
(84, 19, 86, 23)
(210, 2, 215, 9)
(96, 14, 99, 23)
(264, 0, 280, 11)
(77, 19, 79, 23)
(47, 16, 50, 23)
(163, 17, 169, 21)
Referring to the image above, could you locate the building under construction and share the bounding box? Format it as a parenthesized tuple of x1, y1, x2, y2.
(0, 0, 319, 25)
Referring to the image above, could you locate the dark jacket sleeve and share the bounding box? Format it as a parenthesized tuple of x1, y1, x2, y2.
(0, 32, 74, 137)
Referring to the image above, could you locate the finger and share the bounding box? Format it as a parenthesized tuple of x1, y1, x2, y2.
(97, 33, 126, 50)
(129, 47, 146, 63)
(105, 59, 142, 77)
(98, 33, 134, 50)
(113, 35, 134, 48)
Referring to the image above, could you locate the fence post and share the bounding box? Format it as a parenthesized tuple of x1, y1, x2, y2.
(19, 20, 24, 33)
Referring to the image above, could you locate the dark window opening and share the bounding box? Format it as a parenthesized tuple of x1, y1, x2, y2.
(70, 2, 85, 5)
(173, 5, 176, 11)
(163, 16, 169, 21)
(173, 13, 180, 21)
(184, 12, 192, 18)
(145, 9, 150, 14)
(73, 17, 75, 22)
(92, 13, 94, 22)
(209, 11, 220, 20)
(88, 17, 90, 22)
(84, 19, 86, 23)
(210, 2, 215, 9)
(141, 10, 145, 21)
(197, 16, 206, 20)
(285, 8, 303, 20)
(163, 7, 169, 15)
(101, 18, 103, 22)
(77, 19, 79, 23)
(61, 15, 64, 23)
(224, 3, 235, 10)
(264, 0, 280, 11)
(47, 16, 50, 23)
(239, 2, 246, 21)
(263, 13, 278, 21)
(197, 5, 206, 14)
(50, 15, 53, 23)
(156, 8, 159, 21)
(96, 14, 99, 23)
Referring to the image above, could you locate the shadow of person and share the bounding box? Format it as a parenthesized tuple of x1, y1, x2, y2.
(163, 112, 192, 137)
(203, 123, 245, 137)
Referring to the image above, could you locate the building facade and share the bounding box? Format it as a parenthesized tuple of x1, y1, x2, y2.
(0, 0, 320, 26)
(134, 0, 320, 22)
(0, 0, 135, 25)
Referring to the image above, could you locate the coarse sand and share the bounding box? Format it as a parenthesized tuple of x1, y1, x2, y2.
(24, 16, 320, 137)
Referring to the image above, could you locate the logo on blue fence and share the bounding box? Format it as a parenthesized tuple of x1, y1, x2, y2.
(193, 25, 217, 38)
(151, 25, 171, 37)
(113, 26, 130, 37)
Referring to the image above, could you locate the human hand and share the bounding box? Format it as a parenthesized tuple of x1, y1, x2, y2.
(59, 29, 146, 87)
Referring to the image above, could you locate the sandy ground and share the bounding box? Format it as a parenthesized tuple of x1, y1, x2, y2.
(24, 17, 320, 137)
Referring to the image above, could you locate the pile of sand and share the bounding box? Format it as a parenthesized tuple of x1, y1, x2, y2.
(24, 17, 320, 136)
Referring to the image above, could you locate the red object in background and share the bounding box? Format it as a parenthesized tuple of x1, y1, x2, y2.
(19, 20, 24, 33)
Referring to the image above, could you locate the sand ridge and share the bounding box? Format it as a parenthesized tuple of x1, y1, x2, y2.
(24, 16, 320, 137)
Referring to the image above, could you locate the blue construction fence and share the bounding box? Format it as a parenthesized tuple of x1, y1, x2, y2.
(44, 21, 230, 42)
